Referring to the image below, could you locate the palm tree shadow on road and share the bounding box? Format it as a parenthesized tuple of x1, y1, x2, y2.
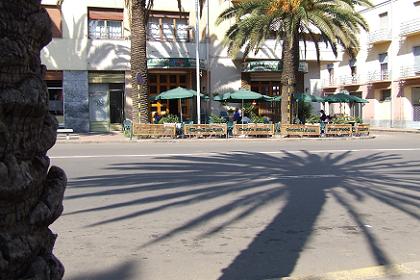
(65, 150, 420, 279)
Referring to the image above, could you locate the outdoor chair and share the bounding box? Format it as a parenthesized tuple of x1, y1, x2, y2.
(227, 121, 234, 138)
(123, 119, 133, 139)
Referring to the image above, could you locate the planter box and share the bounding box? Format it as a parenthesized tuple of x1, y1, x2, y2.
(281, 124, 320, 137)
(233, 123, 275, 136)
(354, 124, 370, 135)
(132, 123, 176, 138)
(184, 124, 227, 137)
(325, 124, 352, 136)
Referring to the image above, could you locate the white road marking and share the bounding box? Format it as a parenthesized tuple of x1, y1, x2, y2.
(49, 147, 420, 159)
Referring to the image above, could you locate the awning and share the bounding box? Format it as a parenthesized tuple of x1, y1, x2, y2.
(147, 58, 206, 69)
(242, 60, 308, 73)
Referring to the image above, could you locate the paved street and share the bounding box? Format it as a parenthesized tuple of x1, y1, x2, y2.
(49, 132, 420, 280)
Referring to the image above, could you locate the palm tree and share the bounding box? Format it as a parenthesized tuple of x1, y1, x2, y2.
(1, 1, 66, 279)
(125, 0, 193, 124)
(125, 0, 151, 124)
(217, 0, 372, 124)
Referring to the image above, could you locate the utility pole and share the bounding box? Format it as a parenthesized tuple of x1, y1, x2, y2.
(195, 0, 201, 124)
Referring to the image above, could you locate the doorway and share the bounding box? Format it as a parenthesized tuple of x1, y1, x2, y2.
(109, 84, 124, 124)
(149, 72, 190, 121)
(89, 84, 110, 132)
(251, 81, 281, 122)
(412, 87, 420, 121)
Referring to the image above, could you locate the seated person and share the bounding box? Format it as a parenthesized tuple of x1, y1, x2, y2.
(241, 114, 251, 124)
(320, 110, 327, 122)
(232, 108, 241, 123)
(325, 115, 332, 123)
(219, 110, 229, 122)
(153, 113, 161, 124)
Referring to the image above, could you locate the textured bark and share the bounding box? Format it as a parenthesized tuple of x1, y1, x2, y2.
(0, 1, 66, 279)
(280, 30, 300, 125)
(130, 0, 150, 124)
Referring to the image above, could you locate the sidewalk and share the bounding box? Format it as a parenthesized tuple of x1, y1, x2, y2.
(56, 131, 378, 144)
(370, 127, 420, 134)
(56, 131, 130, 143)
(56, 127, 420, 144)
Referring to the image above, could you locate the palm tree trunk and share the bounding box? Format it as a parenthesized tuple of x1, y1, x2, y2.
(130, 0, 150, 123)
(0, 1, 66, 279)
(280, 31, 300, 124)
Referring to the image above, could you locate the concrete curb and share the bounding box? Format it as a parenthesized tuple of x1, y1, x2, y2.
(371, 128, 420, 134)
(56, 135, 376, 144)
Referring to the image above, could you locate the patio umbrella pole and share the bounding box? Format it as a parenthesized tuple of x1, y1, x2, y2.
(242, 99, 244, 125)
(179, 98, 183, 123)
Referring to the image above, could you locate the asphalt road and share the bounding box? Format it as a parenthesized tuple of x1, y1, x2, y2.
(49, 132, 420, 280)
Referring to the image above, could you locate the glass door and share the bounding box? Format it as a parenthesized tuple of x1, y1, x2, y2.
(89, 84, 110, 132)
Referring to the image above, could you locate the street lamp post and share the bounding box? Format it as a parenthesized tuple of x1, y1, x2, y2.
(195, 0, 201, 124)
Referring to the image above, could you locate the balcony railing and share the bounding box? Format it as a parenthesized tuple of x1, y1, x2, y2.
(400, 64, 420, 78)
(321, 78, 338, 88)
(368, 28, 392, 44)
(400, 18, 420, 36)
(339, 75, 361, 85)
(367, 70, 391, 82)
(89, 27, 123, 40)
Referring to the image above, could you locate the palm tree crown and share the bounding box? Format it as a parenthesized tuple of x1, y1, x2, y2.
(217, 0, 372, 123)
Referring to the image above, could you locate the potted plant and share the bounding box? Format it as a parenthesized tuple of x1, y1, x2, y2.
(209, 114, 227, 124)
(159, 114, 179, 124)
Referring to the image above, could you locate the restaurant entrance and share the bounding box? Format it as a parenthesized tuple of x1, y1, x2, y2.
(250, 81, 281, 122)
(148, 72, 192, 122)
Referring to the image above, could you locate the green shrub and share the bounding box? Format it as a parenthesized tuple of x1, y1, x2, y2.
(209, 114, 226, 123)
(306, 114, 320, 123)
(251, 115, 265, 123)
(331, 115, 363, 124)
(158, 114, 179, 124)
(332, 116, 348, 124)
(296, 102, 313, 123)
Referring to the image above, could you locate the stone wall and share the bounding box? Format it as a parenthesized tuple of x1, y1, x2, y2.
(63, 71, 89, 132)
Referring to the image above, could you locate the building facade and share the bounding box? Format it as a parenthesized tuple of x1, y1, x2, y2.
(43, 0, 409, 132)
(41, 0, 210, 132)
(320, 0, 420, 128)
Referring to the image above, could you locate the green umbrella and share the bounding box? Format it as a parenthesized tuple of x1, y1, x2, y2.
(323, 92, 368, 116)
(153, 87, 208, 123)
(269, 96, 282, 102)
(213, 94, 224, 101)
(154, 87, 206, 100)
(349, 95, 369, 103)
(213, 89, 266, 124)
(213, 89, 263, 101)
(263, 95, 278, 102)
(323, 93, 351, 103)
(214, 93, 273, 103)
(293, 93, 324, 103)
(324, 93, 368, 103)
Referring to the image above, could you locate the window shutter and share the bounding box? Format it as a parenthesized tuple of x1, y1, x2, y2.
(44, 6, 62, 38)
(88, 8, 123, 21)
